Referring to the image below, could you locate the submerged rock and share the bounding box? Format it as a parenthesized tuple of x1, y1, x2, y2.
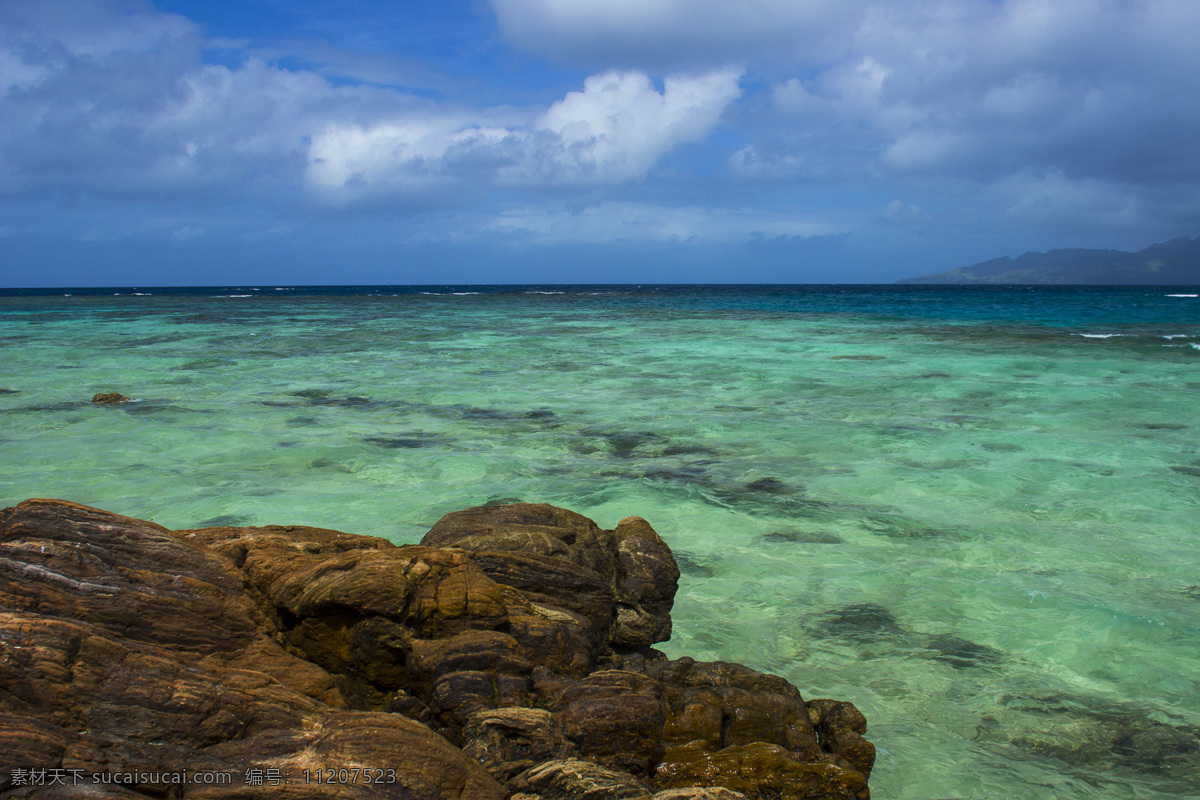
(0, 498, 876, 799)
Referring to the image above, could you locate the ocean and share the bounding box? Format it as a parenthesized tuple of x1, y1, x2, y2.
(2, 284, 1198, 798)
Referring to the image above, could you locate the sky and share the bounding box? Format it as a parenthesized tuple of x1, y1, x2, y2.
(2, 0, 1198, 286)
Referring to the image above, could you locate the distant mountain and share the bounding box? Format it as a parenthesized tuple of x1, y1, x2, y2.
(897, 235, 1200, 285)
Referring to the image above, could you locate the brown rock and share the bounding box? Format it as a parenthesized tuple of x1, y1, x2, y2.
(0, 499, 507, 799)
(653, 741, 870, 800)
(649, 658, 823, 760)
(420, 503, 679, 651)
(511, 759, 652, 800)
(91, 392, 129, 404)
(554, 670, 668, 777)
(2, 498, 876, 800)
(806, 699, 877, 779)
(462, 707, 576, 783)
(611, 516, 680, 649)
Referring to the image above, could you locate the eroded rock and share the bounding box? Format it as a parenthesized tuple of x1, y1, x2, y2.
(1, 498, 875, 800)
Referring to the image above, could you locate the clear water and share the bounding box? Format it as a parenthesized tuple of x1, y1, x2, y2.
(2, 285, 1198, 799)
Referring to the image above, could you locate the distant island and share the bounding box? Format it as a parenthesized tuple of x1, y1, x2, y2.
(897, 235, 1200, 285)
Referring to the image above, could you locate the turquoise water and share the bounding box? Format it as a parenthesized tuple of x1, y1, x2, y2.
(2, 285, 1198, 798)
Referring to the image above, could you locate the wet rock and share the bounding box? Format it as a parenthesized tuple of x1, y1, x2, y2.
(421, 503, 678, 651)
(510, 758, 652, 800)
(463, 708, 576, 783)
(650, 789, 749, 800)
(553, 670, 668, 777)
(653, 741, 869, 800)
(806, 699, 877, 778)
(0, 499, 506, 799)
(2, 498, 876, 800)
(90, 392, 129, 404)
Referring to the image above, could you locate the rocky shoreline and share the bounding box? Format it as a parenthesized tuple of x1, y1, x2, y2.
(0, 498, 874, 799)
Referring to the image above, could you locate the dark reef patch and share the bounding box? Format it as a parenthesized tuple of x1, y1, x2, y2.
(674, 551, 718, 578)
(763, 529, 844, 544)
(814, 603, 905, 643)
(920, 634, 1003, 670)
(997, 691, 1200, 778)
(364, 433, 451, 449)
(173, 358, 239, 370)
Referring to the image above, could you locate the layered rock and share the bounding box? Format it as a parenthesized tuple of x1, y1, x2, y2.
(0, 498, 874, 799)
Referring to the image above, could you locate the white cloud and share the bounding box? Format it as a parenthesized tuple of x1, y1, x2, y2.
(305, 69, 742, 202)
(529, 70, 742, 182)
(1, 0, 741, 209)
(725, 0, 1200, 190)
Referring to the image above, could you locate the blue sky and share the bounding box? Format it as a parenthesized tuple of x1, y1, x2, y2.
(2, 0, 1198, 286)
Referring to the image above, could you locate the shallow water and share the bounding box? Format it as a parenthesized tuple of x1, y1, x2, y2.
(2, 285, 1198, 799)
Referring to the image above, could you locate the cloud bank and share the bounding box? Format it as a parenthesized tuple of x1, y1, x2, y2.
(2, 0, 742, 211)
(1, 0, 1197, 285)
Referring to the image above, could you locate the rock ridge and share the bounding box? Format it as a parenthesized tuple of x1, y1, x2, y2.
(0, 498, 874, 799)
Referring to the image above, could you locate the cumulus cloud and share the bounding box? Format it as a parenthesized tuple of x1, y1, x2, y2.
(738, 1, 1200, 189)
(1, 0, 741, 210)
(305, 69, 741, 203)
(493, 0, 1200, 196)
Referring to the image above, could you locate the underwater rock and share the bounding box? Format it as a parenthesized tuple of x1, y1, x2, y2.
(90, 391, 129, 404)
(997, 690, 1200, 778)
(920, 634, 1003, 670)
(814, 603, 905, 642)
(763, 529, 844, 544)
(0, 498, 875, 799)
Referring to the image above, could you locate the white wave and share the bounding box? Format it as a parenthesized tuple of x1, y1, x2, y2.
(1162, 335, 1192, 340)
(1165, 293, 1198, 298)
(216, 294, 253, 298)
(451, 292, 481, 295)
(1192, 343, 1200, 350)
(1073, 333, 1123, 339)
(526, 291, 565, 294)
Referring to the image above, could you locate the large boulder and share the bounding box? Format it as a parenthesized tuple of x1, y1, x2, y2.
(0, 498, 506, 799)
(420, 503, 680, 650)
(1, 498, 875, 800)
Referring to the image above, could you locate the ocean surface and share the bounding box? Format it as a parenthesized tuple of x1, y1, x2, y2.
(2, 284, 1198, 799)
